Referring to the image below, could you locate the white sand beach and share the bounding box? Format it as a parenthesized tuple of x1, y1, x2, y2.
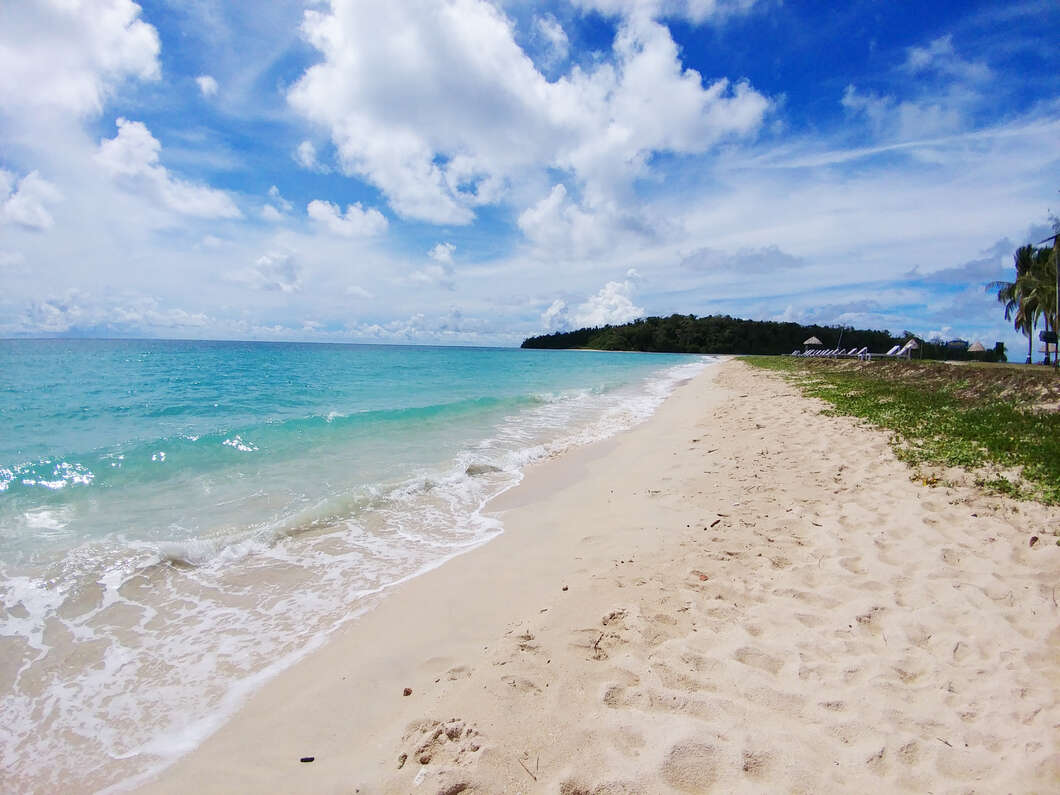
(142, 360, 1060, 794)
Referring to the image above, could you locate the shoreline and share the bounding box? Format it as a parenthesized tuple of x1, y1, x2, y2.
(140, 360, 1058, 793)
(135, 361, 724, 794)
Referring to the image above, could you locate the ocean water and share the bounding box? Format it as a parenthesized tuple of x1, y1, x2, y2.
(0, 339, 711, 791)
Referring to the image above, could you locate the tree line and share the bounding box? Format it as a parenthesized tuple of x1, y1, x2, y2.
(522, 314, 1006, 361)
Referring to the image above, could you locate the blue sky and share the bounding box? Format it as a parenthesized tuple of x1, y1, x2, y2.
(1, 0, 1058, 354)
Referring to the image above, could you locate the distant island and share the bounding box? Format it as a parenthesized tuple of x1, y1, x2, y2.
(521, 314, 1006, 362)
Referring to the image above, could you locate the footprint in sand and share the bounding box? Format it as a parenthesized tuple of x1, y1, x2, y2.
(897, 740, 920, 765)
(660, 742, 719, 792)
(681, 652, 721, 676)
(500, 675, 541, 694)
(855, 605, 885, 627)
(652, 660, 714, 693)
(571, 619, 626, 660)
(741, 749, 772, 779)
(746, 686, 805, 717)
(446, 665, 472, 680)
(839, 555, 865, 574)
(865, 746, 888, 775)
(733, 646, 783, 675)
(612, 726, 646, 757)
(514, 630, 541, 654)
(400, 717, 482, 768)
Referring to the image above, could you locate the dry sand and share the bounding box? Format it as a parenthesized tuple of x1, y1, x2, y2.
(142, 360, 1059, 794)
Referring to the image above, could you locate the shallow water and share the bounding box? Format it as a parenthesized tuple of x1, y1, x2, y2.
(0, 339, 710, 791)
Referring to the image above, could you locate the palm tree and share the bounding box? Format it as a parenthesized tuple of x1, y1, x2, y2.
(989, 245, 1039, 364)
(1031, 245, 1057, 365)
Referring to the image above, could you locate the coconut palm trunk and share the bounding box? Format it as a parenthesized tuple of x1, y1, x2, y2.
(1045, 315, 1052, 366)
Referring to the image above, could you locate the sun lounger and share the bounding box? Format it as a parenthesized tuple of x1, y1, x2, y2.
(868, 345, 901, 360)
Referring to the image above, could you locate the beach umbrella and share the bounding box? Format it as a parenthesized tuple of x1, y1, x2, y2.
(967, 341, 986, 352)
(803, 336, 822, 346)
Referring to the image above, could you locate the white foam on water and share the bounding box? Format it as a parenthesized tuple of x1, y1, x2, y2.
(221, 435, 258, 452)
(0, 355, 716, 793)
(22, 508, 71, 532)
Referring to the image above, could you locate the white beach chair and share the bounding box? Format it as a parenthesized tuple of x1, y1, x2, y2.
(868, 345, 901, 360)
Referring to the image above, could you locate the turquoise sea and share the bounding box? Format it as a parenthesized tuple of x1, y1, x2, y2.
(0, 339, 710, 791)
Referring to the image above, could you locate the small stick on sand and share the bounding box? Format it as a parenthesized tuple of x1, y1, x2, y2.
(517, 757, 537, 782)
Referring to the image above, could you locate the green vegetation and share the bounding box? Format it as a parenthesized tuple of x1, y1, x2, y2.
(744, 356, 1060, 504)
(522, 314, 1005, 361)
(989, 231, 1058, 365)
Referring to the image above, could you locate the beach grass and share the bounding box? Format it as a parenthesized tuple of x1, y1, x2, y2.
(742, 356, 1060, 504)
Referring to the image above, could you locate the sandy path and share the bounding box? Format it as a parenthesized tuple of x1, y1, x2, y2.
(143, 360, 1059, 794)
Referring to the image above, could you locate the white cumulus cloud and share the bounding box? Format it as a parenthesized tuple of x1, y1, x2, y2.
(262, 186, 293, 222)
(195, 74, 219, 97)
(307, 199, 388, 236)
(0, 0, 160, 118)
(428, 242, 456, 264)
(95, 118, 242, 218)
(261, 204, 284, 222)
(409, 244, 457, 290)
(541, 277, 646, 332)
(287, 0, 769, 226)
(229, 251, 302, 293)
(541, 298, 570, 331)
(294, 140, 330, 173)
(535, 14, 569, 66)
(517, 184, 616, 257)
(573, 278, 645, 327)
(0, 169, 62, 230)
(268, 185, 292, 212)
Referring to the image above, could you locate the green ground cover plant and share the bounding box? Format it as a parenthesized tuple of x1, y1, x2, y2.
(743, 357, 1060, 505)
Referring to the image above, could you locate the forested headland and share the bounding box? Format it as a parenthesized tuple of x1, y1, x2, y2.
(521, 314, 1006, 362)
